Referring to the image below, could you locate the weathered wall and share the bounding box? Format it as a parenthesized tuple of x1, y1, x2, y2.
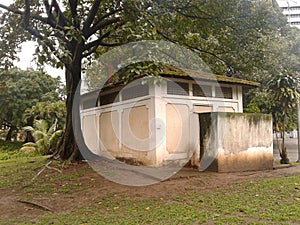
(199, 112, 273, 172)
(166, 103, 190, 154)
(100, 110, 119, 158)
(80, 80, 247, 167)
(121, 104, 156, 165)
(82, 99, 157, 165)
(82, 114, 99, 154)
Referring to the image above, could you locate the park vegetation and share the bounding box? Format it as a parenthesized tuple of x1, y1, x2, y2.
(0, 0, 299, 163)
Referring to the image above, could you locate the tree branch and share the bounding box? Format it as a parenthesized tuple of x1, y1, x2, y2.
(83, 36, 122, 55)
(86, 17, 121, 38)
(23, 0, 70, 70)
(83, 0, 102, 34)
(17, 199, 53, 212)
(83, 20, 126, 55)
(82, 45, 98, 58)
(147, 19, 234, 72)
(95, 7, 123, 25)
(84, 30, 111, 51)
(51, 0, 68, 26)
(68, 0, 79, 28)
(24, 0, 44, 39)
(0, 3, 64, 30)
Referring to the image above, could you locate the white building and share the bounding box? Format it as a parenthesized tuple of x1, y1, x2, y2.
(79, 66, 274, 172)
(277, 0, 300, 28)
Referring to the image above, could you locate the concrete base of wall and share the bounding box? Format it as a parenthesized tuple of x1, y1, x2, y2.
(199, 112, 273, 172)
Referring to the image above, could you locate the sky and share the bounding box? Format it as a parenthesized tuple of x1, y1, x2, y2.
(15, 41, 65, 81)
(0, 0, 64, 81)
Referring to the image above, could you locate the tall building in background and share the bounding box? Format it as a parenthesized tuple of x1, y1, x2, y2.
(277, 0, 300, 28)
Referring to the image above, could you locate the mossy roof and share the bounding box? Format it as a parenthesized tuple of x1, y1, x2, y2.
(161, 65, 260, 87)
(83, 65, 260, 95)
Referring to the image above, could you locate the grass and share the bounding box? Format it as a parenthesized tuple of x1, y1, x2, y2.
(0, 140, 38, 160)
(0, 141, 300, 225)
(25, 175, 299, 225)
(0, 141, 91, 193)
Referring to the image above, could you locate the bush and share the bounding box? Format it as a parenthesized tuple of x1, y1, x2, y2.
(0, 140, 38, 160)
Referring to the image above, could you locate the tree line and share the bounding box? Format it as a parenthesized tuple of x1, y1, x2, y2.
(0, 0, 299, 163)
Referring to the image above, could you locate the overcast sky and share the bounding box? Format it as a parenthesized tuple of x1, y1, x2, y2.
(0, 0, 64, 81)
(15, 41, 65, 81)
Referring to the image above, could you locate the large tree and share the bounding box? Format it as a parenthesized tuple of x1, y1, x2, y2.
(0, 0, 296, 161)
(0, 0, 157, 161)
(0, 68, 63, 141)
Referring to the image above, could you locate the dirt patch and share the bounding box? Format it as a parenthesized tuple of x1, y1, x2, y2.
(1, 163, 300, 223)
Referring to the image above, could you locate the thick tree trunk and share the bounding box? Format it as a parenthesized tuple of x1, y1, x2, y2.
(53, 58, 83, 161)
(52, 42, 97, 162)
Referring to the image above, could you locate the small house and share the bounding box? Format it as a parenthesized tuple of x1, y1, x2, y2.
(80, 66, 273, 172)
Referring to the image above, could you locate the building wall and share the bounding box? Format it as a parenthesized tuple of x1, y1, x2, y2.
(82, 113, 99, 154)
(199, 112, 273, 172)
(81, 78, 246, 166)
(277, 0, 300, 28)
(159, 79, 243, 166)
(81, 98, 157, 165)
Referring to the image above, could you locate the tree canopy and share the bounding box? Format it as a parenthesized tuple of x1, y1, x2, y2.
(0, 68, 64, 141)
(1, 0, 300, 161)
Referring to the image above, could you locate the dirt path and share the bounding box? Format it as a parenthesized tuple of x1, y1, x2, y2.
(1, 163, 300, 223)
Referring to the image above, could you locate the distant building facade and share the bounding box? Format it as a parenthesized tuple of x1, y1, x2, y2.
(277, 0, 300, 28)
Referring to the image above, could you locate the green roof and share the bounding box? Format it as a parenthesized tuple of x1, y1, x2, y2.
(161, 65, 260, 87)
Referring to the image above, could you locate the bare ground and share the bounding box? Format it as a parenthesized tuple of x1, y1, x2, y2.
(1, 162, 300, 223)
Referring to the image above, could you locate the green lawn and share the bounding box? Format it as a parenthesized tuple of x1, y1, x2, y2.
(27, 175, 300, 225)
(0, 141, 299, 225)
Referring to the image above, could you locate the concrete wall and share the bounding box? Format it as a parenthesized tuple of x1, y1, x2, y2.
(80, 79, 247, 167)
(199, 112, 273, 172)
(81, 99, 157, 165)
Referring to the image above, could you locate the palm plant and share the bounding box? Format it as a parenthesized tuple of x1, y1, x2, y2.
(21, 120, 63, 155)
(267, 70, 300, 164)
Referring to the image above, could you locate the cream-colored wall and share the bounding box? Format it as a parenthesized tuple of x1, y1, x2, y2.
(193, 105, 212, 113)
(82, 114, 99, 154)
(218, 106, 235, 112)
(100, 110, 119, 158)
(81, 99, 157, 165)
(199, 112, 273, 172)
(166, 104, 190, 154)
(121, 105, 156, 165)
(80, 79, 247, 167)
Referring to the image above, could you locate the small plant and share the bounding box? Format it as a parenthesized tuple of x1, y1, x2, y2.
(21, 120, 63, 155)
(267, 70, 300, 164)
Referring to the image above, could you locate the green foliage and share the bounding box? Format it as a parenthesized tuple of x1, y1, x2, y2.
(245, 70, 300, 163)
(21, 119, 63, 155)
(0, 1, 30, 69)
(1, 0, 300, 160)
(0, 68, 64, 140)
(24, 101, 66, 130)
(0, 140, 38, 160)
(267, 71, 300, 110)
(145, 0, 290, 76)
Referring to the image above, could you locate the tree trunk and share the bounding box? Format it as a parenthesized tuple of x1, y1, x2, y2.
(24, 131, 35, 143)
(24, 117, 35, 143)
(52, 42, 97, 162)
(280, 114, 290, 164)
(5, 126, 15, 141)
(52, 57, 83, 161)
